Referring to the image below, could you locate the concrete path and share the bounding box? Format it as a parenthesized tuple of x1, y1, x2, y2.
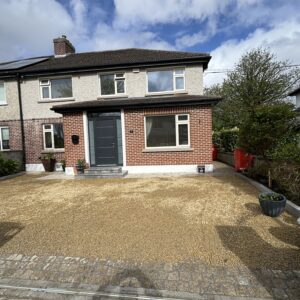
(0, 253, 299, 299)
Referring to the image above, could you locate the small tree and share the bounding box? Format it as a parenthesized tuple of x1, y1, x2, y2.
(210, 48, 300, 129)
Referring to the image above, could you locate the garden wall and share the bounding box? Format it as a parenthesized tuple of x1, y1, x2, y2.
(1, 150, 24, 171)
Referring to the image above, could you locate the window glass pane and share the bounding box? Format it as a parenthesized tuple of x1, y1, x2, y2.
(44, 124, 51, 130)
(146, 116, 176, 147)
(1, 128, 9, 149)
(40, 80, 49, 85)
(0, 83, 5, 104)
(53, 124, 64, 149)
(175, 69, 184, 75)
(175, 77, 184, 90)
(116, 79, 125, 93)
(178, 124, 188, 145)
(148, 70, 173, 92)
(51, 78, 72, 98)
(45, 132, 52, 148)
(100, 75, 115, 95)
(42, 86, 49, 98)
(178, 115, 188, 121)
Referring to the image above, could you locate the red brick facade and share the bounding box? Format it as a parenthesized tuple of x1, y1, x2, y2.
(0, 119, 22, 151)
(61, 106, 212, 171)
(62, 112, 85, 167)
(124, 106, 212, 166)
(23, 118, 65, 164)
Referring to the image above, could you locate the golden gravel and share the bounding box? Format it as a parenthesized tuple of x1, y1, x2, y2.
(0, 173, 299, 269)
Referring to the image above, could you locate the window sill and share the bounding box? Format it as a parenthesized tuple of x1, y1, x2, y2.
(0, 104, 8, 106)
(0, 149, 11, 152)
(145, 91, 187, 97)
(41, 149, 65, 154)
(143, 147, 193, 153)
(97, 95, 128, 100)
(38, 98, 75, 103)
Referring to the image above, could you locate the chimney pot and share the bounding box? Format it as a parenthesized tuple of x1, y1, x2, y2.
(53, 35, 75, 56)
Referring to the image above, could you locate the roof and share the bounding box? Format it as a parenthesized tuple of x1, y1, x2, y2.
(51, 95, 221, 113)
(0, 48, 211, 77)
(289, 86, 300, 96)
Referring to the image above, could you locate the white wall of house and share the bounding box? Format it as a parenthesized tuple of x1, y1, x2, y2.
(0, 64, 204, 120)
(296, 94, 300, 108)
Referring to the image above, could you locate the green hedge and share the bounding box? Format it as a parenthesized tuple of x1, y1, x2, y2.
(213, 128, 239, 152)
(0, 154, 19, 177)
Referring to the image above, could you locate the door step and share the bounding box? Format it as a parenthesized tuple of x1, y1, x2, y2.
(77, 167, 128, 178)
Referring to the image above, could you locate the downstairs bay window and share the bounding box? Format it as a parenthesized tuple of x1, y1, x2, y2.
(43, 124, 64, 150)
(145, 114, 190, 148)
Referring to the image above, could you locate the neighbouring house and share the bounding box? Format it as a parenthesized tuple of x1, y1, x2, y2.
(289, 86, 300, 110)
(0, 36, 220, 175)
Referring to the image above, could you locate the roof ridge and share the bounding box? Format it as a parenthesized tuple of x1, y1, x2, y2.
(63, 48, 210, 57)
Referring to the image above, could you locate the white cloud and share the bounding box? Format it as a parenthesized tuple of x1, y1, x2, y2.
(113, 0, 231, 29)
(204, 18, 300, 87)
(0, 0, 73, 61)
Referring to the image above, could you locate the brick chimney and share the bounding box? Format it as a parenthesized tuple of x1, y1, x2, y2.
(53, 35, 75, 56)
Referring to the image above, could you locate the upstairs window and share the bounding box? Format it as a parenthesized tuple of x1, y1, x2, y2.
(145, 114, 189, 148)
(100, 73, 125, 96)
(0, 127, 9, 150)
(40, 78, 73, 100)
(0, 82, 6, 105)
(43, 124, 64, 150)
(147, 69, 185, 93)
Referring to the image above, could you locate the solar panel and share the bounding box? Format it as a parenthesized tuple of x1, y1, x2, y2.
(0, 57, 48, 70)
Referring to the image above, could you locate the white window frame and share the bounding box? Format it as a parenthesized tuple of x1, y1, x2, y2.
(39, 77, 73, 100)
(144, 114, 190, 149)
(0, 81, 7, 105)
(0, 126, 9, 151)
(99, 72, 126, 97)
(42, 124, 64, 150)
(146, 68, 185, 94)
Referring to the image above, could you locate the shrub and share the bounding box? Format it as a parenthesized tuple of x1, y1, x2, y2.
(0, 154, 19, 177)
(213, 128, 239, 152)
(272, 162, 300, 206)
(268, 142, 300, 164)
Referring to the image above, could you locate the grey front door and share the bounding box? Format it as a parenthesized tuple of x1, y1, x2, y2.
(93, 116, 118, 165)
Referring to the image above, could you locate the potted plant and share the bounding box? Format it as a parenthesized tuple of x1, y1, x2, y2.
(75, 159, 86, 174)
(258, 192, 286, 217)
(39, 153, 56, 172)
(60, 160, 66, 172)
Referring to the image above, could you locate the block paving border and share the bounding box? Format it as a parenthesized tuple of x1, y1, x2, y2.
(0, 254, 299, 299)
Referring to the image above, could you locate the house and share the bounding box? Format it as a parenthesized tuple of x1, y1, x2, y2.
(0, 36, 220, 175)
(289, 86, 300, 110)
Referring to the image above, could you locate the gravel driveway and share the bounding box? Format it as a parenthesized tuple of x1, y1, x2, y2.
(0, 169, 299, 270)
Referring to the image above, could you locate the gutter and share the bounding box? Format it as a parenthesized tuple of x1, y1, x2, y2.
(16, 74, 26, 170)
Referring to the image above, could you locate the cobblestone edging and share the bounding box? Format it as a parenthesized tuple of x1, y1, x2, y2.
(0, 254, 299, 299)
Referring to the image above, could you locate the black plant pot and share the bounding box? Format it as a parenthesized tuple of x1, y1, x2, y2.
(76, 165, 84, 174)
(41, 159, 56, 172)
(259, 193, 286, 217)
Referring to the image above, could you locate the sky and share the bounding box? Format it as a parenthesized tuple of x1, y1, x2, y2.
(0, 0, 300, 87)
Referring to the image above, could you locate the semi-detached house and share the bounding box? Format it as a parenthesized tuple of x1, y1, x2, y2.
(0, 36, 220, 176)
